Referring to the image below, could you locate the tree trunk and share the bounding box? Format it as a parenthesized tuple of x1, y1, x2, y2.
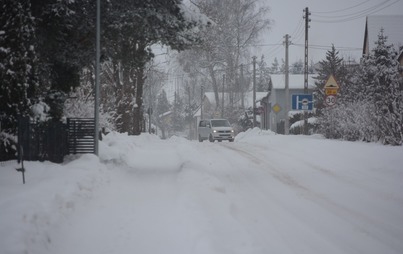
(133, 67, 145, 135)
(208, 65, 219, 110)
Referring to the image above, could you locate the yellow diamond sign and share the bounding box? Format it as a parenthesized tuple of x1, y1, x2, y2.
(272, 103, 281, 113)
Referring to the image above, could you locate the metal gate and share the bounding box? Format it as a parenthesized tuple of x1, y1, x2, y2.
(67, 118, 95, 155)
(17, 117, 68, 163)
(16, 117, 95, 163)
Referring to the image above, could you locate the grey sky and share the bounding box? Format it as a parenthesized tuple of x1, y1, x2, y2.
(259, 0, 403, 63)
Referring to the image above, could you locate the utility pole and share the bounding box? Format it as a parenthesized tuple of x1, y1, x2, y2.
(94, 0, 100, 155)
(148, 82, 152, 134)
(284, 34, 291, 135)
(240, 64, 244, 108)
(200, 85, 204, 120)
(187, 85, 191, 139)
(303, 7, 311, 135)
(222, 74, 225, 118)
(252, 56, 257, 128)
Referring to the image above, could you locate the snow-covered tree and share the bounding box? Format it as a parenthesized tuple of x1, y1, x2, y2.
(177, 0, 271, 114)
(270, 57, 280, 74)
(317, 101, 378, 141)
(315, 32, 402, 145)
(103, 0, 204, 135)
(31, 0, 95, 120)
(156, 90, 172, 139)
(290, 59, 303, 74)
(313, 45, 349, 111)
(257, 55, 270, 92)
(358, 30, 402, 145)
(172, 91, 185, 132)
(0, 0, 38, 133)
(64, 68, 116, 132)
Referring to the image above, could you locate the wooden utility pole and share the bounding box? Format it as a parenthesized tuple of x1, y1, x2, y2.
(200, 85, 204, 120)
(303, 7, 311, 135)
(187, 85, 191, 139)
(252, 56, 257, 128)
(240, 64, 244, 108)
(284, 34, 290, 135)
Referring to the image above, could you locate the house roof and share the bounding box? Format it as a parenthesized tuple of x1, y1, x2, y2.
(363, 15, 403, 55)
(269, 74, 315, 90)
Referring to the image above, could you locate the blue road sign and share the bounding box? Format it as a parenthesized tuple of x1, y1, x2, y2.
(292, 94, 313, 110)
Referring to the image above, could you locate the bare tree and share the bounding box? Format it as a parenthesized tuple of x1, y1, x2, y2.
(178, 0, 271, 116)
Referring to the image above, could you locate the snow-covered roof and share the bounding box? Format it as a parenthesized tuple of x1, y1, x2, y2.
(363, 15, 403, 55)
(269, 74, 315, 90)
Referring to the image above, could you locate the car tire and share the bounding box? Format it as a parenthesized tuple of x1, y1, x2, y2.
(229, 139, 234, 142)
(209, 134, 214, 142)
(198, 135, 203, 142)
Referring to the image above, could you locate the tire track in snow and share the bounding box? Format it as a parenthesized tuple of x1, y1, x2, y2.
(192, 143, 346, 253)
(218, 142, 403, 253)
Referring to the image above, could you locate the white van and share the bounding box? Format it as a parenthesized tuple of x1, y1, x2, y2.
(198, 119, 235, 142)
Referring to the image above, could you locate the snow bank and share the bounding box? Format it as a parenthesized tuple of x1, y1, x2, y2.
(0, 155, 108, 254)
(100, 132, 183, 174)
(235, 127, 276, 142)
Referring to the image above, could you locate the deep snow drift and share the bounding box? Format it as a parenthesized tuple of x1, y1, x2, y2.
(1, 129, 403, 254)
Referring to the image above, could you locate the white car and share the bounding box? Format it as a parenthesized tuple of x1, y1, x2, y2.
(198, 119, 235, 142)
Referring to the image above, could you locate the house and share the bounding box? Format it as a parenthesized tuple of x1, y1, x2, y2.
(191, 74, 315, 137)
(200, 91, 268, 120)
(263, 74, 315, 133)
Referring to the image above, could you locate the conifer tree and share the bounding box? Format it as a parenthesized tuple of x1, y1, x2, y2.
(313, 45, 348, 111)
(172, 91, 185, 132)
(257, 55, 270, 92)
(156, 90, 172, 139)
(270, 57, 279, 74)
(0, 0, 38, 132)
(359, 30, 402, 145)
(31, 0, 95, 120)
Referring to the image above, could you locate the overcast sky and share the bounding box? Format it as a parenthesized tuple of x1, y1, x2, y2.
(258, 0, 403, 63)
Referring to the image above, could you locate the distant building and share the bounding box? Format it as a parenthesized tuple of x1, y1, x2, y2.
(192, 75, 316, 136)
(263, 74, 315, 133)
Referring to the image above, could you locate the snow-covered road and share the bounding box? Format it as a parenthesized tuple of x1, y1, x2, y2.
(52, 131, 403, 254)
(1, 129, 403, 254)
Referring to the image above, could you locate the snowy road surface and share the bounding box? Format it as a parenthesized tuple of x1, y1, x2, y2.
(1, 129, 403, 254)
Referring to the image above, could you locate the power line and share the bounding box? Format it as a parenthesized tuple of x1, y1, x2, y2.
(290, 17, 305, 43)
(311, 0, 400, 23)
(293, 43, 362, 51)
(262, 17, 304, 60)
(312, 0, 371, 14)
(312, 0, 391, 18)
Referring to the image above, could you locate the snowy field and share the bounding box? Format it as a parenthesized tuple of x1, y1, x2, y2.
(1, 129, 403, 254)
